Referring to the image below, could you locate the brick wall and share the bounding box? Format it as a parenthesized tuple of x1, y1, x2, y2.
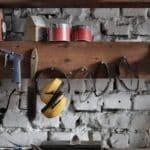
(1, 8, 150, 149)
(3, 8, 150, 41)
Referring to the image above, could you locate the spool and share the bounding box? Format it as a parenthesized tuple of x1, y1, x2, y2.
(48, 23, 71, 42)
(71, 25, 92, 42)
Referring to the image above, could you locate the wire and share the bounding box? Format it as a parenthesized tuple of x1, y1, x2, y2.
(34, 67, 71, 94)
(93, 62, 111, 97)
(73, 67, 94, 103)
(117, 57, 139, 92)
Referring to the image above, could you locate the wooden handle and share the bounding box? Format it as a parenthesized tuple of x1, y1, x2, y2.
(30, 48, 38, 79)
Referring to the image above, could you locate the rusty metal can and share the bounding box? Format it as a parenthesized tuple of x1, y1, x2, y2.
(71, 25, 92, 42)
(48, 23, 71, 41)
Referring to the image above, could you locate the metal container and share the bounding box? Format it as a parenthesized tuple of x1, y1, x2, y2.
(48, 23, 71, 41)
(71, 25, 92, 42)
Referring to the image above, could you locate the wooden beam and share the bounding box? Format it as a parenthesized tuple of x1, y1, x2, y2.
(0, 0, 150, 8)
(0, 41, 150, 78)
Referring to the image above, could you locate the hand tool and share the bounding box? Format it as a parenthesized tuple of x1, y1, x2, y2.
(34, 67, 70, 118)
(27, 48, 38, 121)
(0, 48, 23, 92)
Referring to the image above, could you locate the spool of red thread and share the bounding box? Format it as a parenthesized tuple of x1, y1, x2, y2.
(48, 23, 71, 41)
(71, 25, 92, 42)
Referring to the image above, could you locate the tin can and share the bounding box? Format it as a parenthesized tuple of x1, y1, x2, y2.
(71, 25, 92, 42)
(48, 23, 71, 41)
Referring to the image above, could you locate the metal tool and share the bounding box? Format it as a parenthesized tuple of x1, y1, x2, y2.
(27, 48, 38, 121)
(0, 48, 23, 92)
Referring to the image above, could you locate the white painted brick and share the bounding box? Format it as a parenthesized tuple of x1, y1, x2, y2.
(137, 20, 150, 35)
(21, 79, 29, 92)
(32, 95, 59, 129)
(105, 111, 130, 129)
(129, 131, 148, 148)
(3, 110, 31, 128)
(4, 16, 12, 32)
(50, 126, 89, 142)
(49, 132, 72, 141)
(89, 20, 101, 37)
(92, 131, 101, 141)
(145, 79, 150, 90)
(0, 91, 8, 108)
(78, 9, 91, 20)
(93, 8, 120, 18)
(0, 129, 47, 147)
(110, 134, 129, 149)
(5, 94, 19, 110)
(103, 92, 131, 110)
(122, 8, 147, 17)
(104, 20, 129, 35)
(0, 79, 18, 92)
(12, 17, 26, 33)
(35, 8, 60, 15)
(0, 79, 29, 93)
(2, 94, 31, 128)
(72, 125, 89, 141)
(63, 8, 82, 16)
(0, 138, 13, 147)
(134, 95, 150, 110)
(117, 79, 149, 92)
(13, 9, 22, 18)
(130, 112, 150, 130)
(72, 92, 99, 111)
(63, 8, 90, 20)
(93, 34, 102, 41)
(60, 111, 79, 129)
(94, 79, 114, 93)
(72, 79, 100, 111)
(81, 111, 130, 129)
(3, 9, 13, 15)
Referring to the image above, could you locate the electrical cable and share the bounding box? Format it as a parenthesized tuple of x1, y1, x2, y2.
(117, 57, 139, 92)
(72, 67, 94, 103)
(93, 62, 111, 97)
(0, 88, 16, 113)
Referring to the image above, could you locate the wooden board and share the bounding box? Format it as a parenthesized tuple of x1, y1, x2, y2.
(0, 0, 150, 7)
(0, 41, 150, 78)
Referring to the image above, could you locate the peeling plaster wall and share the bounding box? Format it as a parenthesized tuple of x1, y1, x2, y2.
(1, 8, 150, 149)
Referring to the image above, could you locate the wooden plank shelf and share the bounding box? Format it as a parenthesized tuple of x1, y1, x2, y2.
(0, 41, 150, 78)
(0, 0, 150, 8)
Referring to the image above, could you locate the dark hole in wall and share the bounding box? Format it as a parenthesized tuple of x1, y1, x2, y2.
(40, 145, 102, 150)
